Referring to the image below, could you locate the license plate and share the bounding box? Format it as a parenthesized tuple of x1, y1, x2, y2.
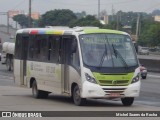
(109, 93, 120, 97)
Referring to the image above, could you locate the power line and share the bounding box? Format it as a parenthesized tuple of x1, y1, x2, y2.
(10, 0, 26, 10)
(44, 0, 140, 7)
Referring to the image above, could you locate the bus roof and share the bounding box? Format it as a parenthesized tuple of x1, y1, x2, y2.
(16, 27, 128, 36)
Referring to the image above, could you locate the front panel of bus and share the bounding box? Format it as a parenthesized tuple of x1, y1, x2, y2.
(79, 33, 141, 98)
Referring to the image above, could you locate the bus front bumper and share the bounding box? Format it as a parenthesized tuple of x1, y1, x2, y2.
(81, 81, 141, 99)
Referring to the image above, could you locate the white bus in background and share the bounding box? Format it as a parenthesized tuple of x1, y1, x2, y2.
(14, 27, 141, 106)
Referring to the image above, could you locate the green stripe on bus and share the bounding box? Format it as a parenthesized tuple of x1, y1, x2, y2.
(46, 30, 64, 35)
(83, 29, 124, 34)
(93, 72, 134, 86)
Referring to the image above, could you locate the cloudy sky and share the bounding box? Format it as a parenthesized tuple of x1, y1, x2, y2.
(0, 0, 160, 25)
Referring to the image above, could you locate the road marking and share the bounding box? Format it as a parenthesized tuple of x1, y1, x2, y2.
(148, 74, 160, 78)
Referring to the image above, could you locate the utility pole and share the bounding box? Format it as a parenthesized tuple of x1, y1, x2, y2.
(98, 0, 100, 20)
(7, 12, 9, 34)
(111, 5, 115, 21)
(28, 0, 32, 28)
(136, 14, 140, 41)
(116, 12, 119, 30)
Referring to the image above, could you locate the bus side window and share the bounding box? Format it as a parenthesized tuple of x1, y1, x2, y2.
(34, 38, 41, 59)
(48, 38, 51, 61)
(15, 34, 22, 59)
(48, 36, 60, 63)
(21, 36, 29, 60)
(71, 38, 80, 70)
(40, 37, 47, 61)
(28, 35, 34, 59)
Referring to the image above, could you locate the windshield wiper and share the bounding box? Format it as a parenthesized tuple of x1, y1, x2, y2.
(99, 44, 108, 68)
(112, 44, 128, 69)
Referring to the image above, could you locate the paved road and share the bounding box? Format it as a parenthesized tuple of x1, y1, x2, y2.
(138, 54, 160, 60)
(0, 64, 160, 120)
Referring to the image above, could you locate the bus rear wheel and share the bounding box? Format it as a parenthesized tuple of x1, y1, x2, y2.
(32, 81, 48, 99)
(121, 97, 134, 106)
(73, 85, 86, 106)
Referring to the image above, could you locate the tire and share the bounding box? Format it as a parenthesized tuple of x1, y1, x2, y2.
(142, 76, 146, 79)
(73, 85, 86, 106)
(32, 81, 48, 99)
(121, 97, 134, 106)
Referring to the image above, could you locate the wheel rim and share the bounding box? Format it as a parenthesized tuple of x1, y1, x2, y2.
(32, 83, 37, 97)
(74, 87, 81, 103)
(75, 88, 80, 102)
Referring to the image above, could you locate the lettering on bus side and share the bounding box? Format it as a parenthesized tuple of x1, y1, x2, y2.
(30, 62, 44, 72)
(46, 66, 56, 73)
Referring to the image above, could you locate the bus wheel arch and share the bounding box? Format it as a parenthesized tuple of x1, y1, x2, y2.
(71, 83, 86, 106)
(30, 77, 36, 88)
(31, 79, 48, 99)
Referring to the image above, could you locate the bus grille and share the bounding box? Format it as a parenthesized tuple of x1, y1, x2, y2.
(98, 80, 129, 86)
(102, 88, 126, 95)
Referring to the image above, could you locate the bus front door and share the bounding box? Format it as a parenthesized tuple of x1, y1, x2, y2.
(20, 36, 29, 86)
(61, 37, 72, 94)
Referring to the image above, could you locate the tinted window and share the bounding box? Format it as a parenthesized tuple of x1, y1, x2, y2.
(48, 36, 61, 63)
(15, 34, 22, 59)
(28, 35, 48, 61)
(15, 34, 29, 60)
(28, 35, 61, 63)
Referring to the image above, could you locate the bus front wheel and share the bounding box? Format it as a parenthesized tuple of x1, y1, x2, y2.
(32, 81, 48, 99)
(73, 85, 86, 106)
(121, 97, 134, 106)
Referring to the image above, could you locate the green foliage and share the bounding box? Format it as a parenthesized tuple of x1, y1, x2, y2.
(132, 14, 154, 34)
(138, 22, 160, 46)
(70, 15, 102, 27)
(13, 14, 30, 28)
(39, 9, 77, 27)
(75, 11, 86, 19)
(102, 21, 117, 30)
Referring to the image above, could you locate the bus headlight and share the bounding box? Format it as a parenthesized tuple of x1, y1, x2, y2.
(131, 74, 140, 84)
(85, 73, 97, 84)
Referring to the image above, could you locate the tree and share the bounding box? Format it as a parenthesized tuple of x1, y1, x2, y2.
(71, 15, 102, 27)
(75, 11, 86, 19)
(102, 21, 117, 30)
(13, 14, 31, 28)
(39, 9, 77, 27)
(138, 22, 160, 46)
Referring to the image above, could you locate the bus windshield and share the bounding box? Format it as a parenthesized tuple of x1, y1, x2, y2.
(79, 33, 138, 68)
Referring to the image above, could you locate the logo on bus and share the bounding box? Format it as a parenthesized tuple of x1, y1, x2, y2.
(112, 80, 117, 85)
